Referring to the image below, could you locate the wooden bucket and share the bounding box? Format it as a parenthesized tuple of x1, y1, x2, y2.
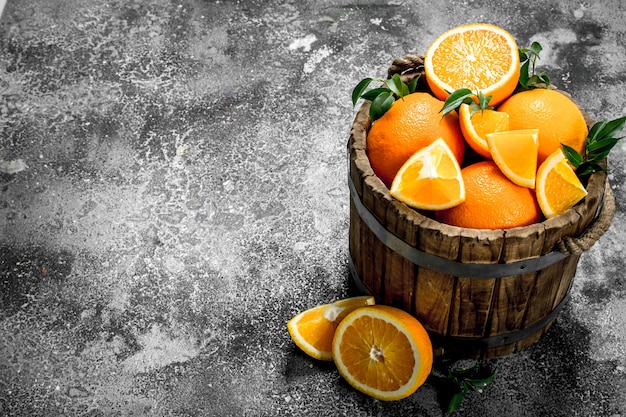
(347, 55, 616, 360)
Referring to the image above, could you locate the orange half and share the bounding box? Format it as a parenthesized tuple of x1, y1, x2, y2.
(332, 305, 433, 401)
(535, 148, 588, 219)
(287, 296, 375, 361)
(486, 129, 539, 189)
(424, 23, 520, 106)
(389, 138, 465, 210)
(459, 103, 510, 159)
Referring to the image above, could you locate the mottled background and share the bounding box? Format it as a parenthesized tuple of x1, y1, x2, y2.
(0, 1, 625, 416)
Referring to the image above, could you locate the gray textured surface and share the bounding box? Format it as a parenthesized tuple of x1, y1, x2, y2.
(1, 1, 625, 416)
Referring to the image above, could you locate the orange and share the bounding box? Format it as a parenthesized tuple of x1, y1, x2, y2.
(287, 296, 375, 361)
(486, 129, 539, 189)
(366, 92, 465, 187)
(535, 148, 588, 219)
(390, 138, 465, 210)
(424, 23, 520, 106)
(332, 305, 433, 401)
(434, 161, 542, 229)
(459, 103, 510, 159)
(497, 89, 589, 165)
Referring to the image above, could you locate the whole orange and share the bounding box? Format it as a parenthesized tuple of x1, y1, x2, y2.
(366, 92, 465, 187)
(497, 89, 588, 165)
(434, 161, 542, 229)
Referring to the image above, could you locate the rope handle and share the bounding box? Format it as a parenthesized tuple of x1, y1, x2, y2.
(557, 181, 616, 255)
(386, 54, 425, 79)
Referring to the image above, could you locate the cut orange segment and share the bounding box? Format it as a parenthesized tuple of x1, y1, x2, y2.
(389, 138, 465, 210)
(486, 129, 539, 189)
(287, 296, 375, 361)
(424, 23, 520, 106)
(332, 305, 433, 401)
(535, 148, 588, 219)
(459, 103, 510, 159)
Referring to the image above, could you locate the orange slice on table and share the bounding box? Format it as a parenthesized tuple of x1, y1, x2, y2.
(287, 296, 375, 361)
(389, 138, 465, 210)
(424, 23, 520, 106)
(332, 305, 433, 401)
(535, 148, 588, 219)
(459, 103, 510, 159)
(486, 129, 539, 189)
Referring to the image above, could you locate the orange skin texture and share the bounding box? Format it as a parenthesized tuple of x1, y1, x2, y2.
(366, 92, 465, 187)
(435, 161, 542, 229)
(498, 89, 588, 165)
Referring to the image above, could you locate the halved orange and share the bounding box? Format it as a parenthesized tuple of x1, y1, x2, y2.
(332, 305, 433, 401)
(486, 129, 539, 189)
(389, 138, 465, 210)
(424, 23, 520, 106)
(287, 296, 375, 361)
(459, 103, 510, 159)
(535, 148, 588, 219)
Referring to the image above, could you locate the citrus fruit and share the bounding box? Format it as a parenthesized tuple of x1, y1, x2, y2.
(497, 88, 589, 165)
(332, 305, 433, 401)
(459, 103, 510, 159)
(287, 296, 375, 361)
(389, 138, 465, 210)
(535, 148, 588, 219)
(434, 161, 542, 229)
(366, 92, 465, 187)
(486, 129, 539, 189)
(424, 23, 520, 106)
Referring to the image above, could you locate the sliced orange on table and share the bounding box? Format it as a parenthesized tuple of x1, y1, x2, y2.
(332, 305, 433, 401)
(389, 138, 465, 210)
(459, 103, 510, 159)
(424, 23, 520, 106)
(486, 129, 539, 189)
(287, 296, 375, 361)
(535, 148, 588, 219)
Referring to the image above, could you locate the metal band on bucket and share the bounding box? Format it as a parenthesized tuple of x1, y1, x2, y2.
(348, 176, 570, 279)
(347, 253, 570, 351)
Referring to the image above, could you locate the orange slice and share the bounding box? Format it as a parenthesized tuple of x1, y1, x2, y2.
(332, 305, 433, 401)
(535, 148, 588, 219)
(287, 296, 375, 361)
(486, 129, 539, 189)
(424, 23, 520, 106)
(389, 138, 465, 210)
(459, 103, 510, 159)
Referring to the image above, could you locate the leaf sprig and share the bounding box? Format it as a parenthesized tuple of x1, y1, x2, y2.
(563, 115, 626, 178)
(518, 41, 551, 90)
(444, 362, 496, 415)
(351, 73, 420, 121)
(440, 88, 493, 118)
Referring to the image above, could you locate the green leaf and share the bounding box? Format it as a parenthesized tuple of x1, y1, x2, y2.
(352, 78, 373, 106)
(530, 41, 543, 55)
(369, 91, 395, 121)
(465, 372, 496, 388)
(562, 144, 584, 168)
(386, 73, 408, 99)
(446, 389, 466, 415)
(407, 75, 420, 93)
(592, 116, 626, 141)
(360, 87, 392, 102)
(440, 88, 474, 116)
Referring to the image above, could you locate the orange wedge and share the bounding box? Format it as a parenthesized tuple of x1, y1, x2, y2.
(389, 138, 465, 210)
(332, 305, 433, 401)
(535, 148, 588, 219)
(486, 129, 539, 189)
(287, 296, 375, 361)
(424, 23, 520, 106)
(459, 103, 510, 159)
